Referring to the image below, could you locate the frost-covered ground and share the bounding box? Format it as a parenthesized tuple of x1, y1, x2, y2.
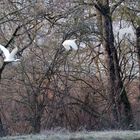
(1, 131, 140, 140)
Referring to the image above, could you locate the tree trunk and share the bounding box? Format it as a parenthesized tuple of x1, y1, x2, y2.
(31, 94, 45, 134)
(0, 117, 7, 137)
(96, 0, 134, 129)
(136, 27, 140, 96)
(32, 115, 42, 134)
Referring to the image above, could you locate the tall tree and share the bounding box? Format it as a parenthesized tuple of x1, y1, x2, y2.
(136, 27, 140, 94)
(94, 0, 134, 129)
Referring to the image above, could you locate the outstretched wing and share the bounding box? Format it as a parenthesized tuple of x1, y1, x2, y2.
(63, 44, 71, 51)
(10, 47, 18, 57)
(0, 44, 10, 57)
(62, 39, 78, 50)
(69, 40, 78, 50)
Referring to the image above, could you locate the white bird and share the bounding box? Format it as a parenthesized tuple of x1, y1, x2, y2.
(0, 44, 20, 62)
(62, 39, 78, 51)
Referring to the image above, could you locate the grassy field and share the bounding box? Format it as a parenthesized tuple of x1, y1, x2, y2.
(1, 131, 140, 140)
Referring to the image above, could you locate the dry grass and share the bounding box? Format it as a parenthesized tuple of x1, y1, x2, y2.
(1, 130, 140, 140)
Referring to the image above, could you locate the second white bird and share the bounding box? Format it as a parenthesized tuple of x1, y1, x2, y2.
(0, 44, 20, 62)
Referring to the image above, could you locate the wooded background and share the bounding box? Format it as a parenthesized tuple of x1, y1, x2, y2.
(0, 0, 140, 136)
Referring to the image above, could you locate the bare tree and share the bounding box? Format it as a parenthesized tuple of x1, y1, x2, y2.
(93, 0, 134, 129)
(136, 27, 140, 94)
(0, 0, 140, 135)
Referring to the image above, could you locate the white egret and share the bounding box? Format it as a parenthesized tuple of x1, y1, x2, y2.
(62, 39, 78, 51)
(0, 44, 20, 62)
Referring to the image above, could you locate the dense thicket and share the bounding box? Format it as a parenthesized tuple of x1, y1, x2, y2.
(0, 0, 140, 136)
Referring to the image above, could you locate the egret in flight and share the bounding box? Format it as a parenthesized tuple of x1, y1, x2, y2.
(62, 39, 78, 51)
(0, 44, 20, 62)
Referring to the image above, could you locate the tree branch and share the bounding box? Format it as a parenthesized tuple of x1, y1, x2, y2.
(5, 25, 21, 48)
(0, 62, 8, 80)
(111, 0, 125, 14)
